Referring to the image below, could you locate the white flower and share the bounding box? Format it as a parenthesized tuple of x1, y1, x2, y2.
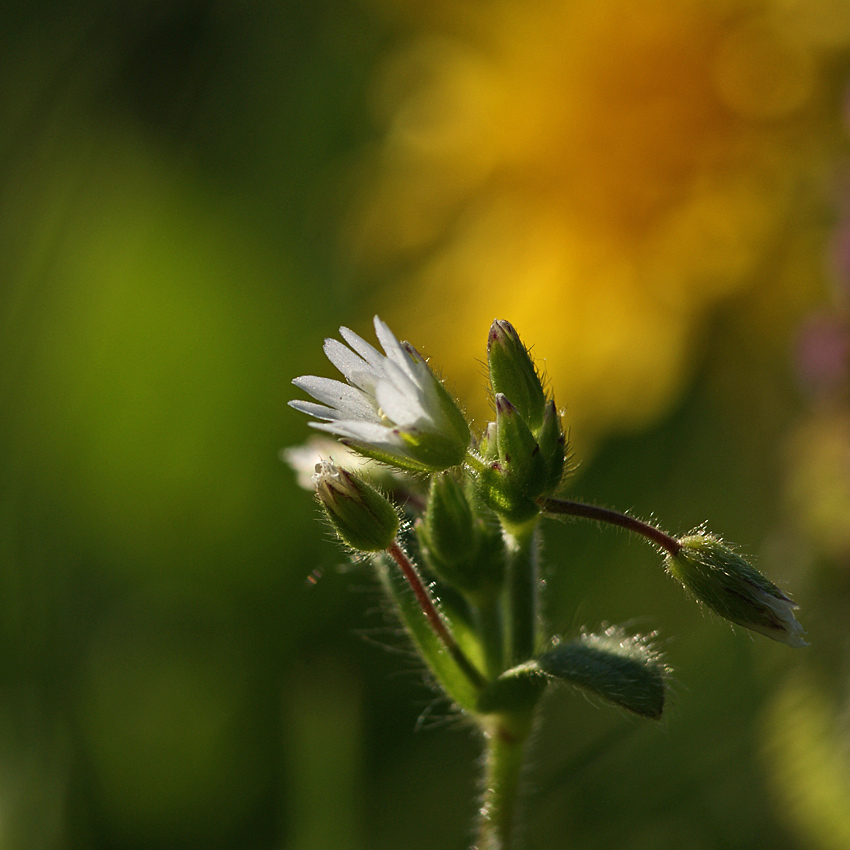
(289, 316, 469, 472)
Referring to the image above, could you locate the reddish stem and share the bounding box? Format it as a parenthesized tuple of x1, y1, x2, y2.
(538, 497, 681, 556)
(387, 541, 487, 689)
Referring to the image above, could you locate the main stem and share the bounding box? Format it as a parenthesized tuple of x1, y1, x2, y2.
(502, 519, 540, 667)
(538, 497, 681, 556)
(476, 715, 533, 850)
(472, 593, 504, 681)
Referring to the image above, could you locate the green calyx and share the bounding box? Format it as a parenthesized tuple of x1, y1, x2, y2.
(536, 400, 567, 494)
(314, 462, 400, 552)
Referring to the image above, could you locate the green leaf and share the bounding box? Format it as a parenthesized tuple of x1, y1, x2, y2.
(538, 627, 666, 719)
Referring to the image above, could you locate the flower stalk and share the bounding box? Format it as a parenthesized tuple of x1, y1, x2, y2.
(539, 496, 681, 555)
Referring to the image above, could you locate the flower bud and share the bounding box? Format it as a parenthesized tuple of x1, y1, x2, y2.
(420, 472, 477, 567)
(313, 461, 399, 552)
(477, 395, 548, 522)
(418, 472, 505, 595)
(487, 320, 547, 433)
(666, 533, 807, 647)
(495, 394, 548, 496)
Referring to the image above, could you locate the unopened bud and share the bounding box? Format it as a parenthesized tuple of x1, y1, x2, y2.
(666, 533, 807, 647)
(421, 473, 477, 567)
(477, 395, 547, 523)
(495, 394, 547, 496)
(313, 461, 399, 552)
(487, 320, 547, 433)
(418, 472, 505, 595)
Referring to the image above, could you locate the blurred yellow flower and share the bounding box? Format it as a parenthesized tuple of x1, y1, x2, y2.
(349, 0, 850, 441)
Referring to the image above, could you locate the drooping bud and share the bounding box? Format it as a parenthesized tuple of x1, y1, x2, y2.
(487, 320, 547, 433)
(313, 461, 399, 552)
(666, 533, 807, 647)
(537, 627, 667, 719)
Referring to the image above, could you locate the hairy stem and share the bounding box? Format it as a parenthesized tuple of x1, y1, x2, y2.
(502, 520, 540, 667)
(538, 497, 681, 556)
(472, 593, 505, 680)
(387, 541, 487, 690)
(476, 715, 533, 850)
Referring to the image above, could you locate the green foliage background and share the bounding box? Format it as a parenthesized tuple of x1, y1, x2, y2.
(0, 3, 848, 849)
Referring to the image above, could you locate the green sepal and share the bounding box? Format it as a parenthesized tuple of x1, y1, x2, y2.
(476, 395, 547, 522)
(537, 627, 666, 719)
(476, 661, 548, 716)
(495, 394, 548, 498)
(477, 463, 540, 525)
(375, 554, 482, 712)
(341, 426, 467, 474)
(487, 320, 547, 433)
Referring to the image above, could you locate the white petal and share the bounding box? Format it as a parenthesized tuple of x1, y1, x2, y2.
(323, 338, 372, 385)
(376, 369, 431, 426)
(288, 399, 346, 421)
(346, 369, 379, 397)
(373, 316, 417, 381)
(311, 419, 404, 448)
(292, 376, 378, 421)
(339, 326, 386, 371)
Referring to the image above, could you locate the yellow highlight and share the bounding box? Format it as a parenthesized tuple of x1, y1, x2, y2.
(762, 673, 850, 850)
(351, 0, 850, 441)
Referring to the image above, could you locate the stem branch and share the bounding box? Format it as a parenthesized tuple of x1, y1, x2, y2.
(537, 497, 681, 556)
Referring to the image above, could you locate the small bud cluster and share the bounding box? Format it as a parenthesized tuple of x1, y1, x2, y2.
(478, 321, 567, 523)
(288, 315, 805, 734)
